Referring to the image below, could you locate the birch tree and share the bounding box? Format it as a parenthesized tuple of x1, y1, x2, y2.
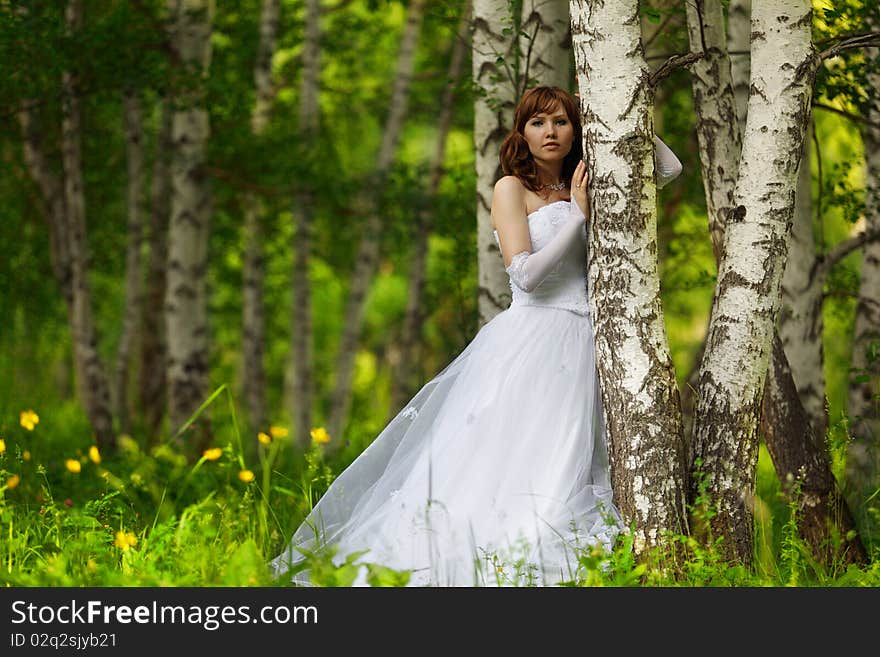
(59, 0, 115, 448)
(777, 117, 827, 439)
(682, 0, 863, 564)
(570, 0, 688, 553)
(140, 99, 173, 442)
(327, 0, 425, 447)
(289, 0, 320, 450)
(519, 0, 570, 92)
(165, 0, 215, 444)
(389, 3, 471, 417)
(691, 0, 818, 563)
(242, 0, 281, 435)
(474, 0, 518, 326)
(115, 89, 146, 435)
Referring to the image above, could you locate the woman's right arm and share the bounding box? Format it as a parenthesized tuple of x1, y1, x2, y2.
(493, 176, 585, 294)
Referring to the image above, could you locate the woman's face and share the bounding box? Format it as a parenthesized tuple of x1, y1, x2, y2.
(522, 101, 574, 163)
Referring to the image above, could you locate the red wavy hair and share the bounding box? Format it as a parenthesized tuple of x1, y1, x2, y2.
(498, 86, 583, 196)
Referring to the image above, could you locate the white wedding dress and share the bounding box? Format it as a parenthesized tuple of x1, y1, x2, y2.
(270, 138, 682, 587)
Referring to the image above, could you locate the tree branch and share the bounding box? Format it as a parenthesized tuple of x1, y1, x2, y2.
(815, 228, 880, 284)
(818, 32, 880, 61)
(649, 52, 703, 87)
(813, 102, 880, 130)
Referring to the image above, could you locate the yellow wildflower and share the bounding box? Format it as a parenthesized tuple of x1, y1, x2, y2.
(202, 447, 223, 461)
(257, 432, 272, 445)
(20, 410, 39, 431)
(310, 427, 331, 445)
(269, 425, 289, 440)
(0, 438, 5, 454)
(238, 469, 255, 483)
(65, 459, 81, 474)
(114, 530, 138, 551)
(6, 474, 20, 490)
(23, 450, 31, 461)
(88, 445, 101, 464)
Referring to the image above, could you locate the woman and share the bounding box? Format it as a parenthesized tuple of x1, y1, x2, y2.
(270, 86, 682, 586)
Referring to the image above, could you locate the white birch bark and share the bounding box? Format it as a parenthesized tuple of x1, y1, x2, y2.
(140, 98, 173, 441)
(474, 0, 518, 326)
(327, 0, 425, 447)
(684, 0, 741, 262)
(242, 0, 281, 435)
(727, 0, 750, 137)
(846, 32, 880, 535)
(165, 0, 215, 442)
(778, 117, 827, 438)
(571, 0, 688, 554)
(289, 0, 320, 450)
(692, 0, 817, 563)
(389, 2, 471, 418)
(115, 89, 146, 435)
(519, 0, 570, 92)
(61, 0, 115, 449)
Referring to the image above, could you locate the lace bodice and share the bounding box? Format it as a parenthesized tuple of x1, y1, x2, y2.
(492, 200, 589, 316)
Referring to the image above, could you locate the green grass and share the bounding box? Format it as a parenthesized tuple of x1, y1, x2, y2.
(1, 387, 878, 587)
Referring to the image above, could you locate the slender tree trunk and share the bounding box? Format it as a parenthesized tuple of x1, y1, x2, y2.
(846, 31, 880, 542)
(680, 0, 743, 459)
(388, 2, 471, 418)
(326, 0, 425, 447)
(474, 0, 518, 327)
(242, 0, 281, 436)
(571, 0, 688, 554)
(165, 0, 215, 447)
(61, 0, 115, 449)
(140, 98, 173, 443)
(778, 117, 827, 438)
(18, 104, 71, 308)
(115, 89, 145, 435)
(289, 0, 320, 451)
(519, 0, 569, 93)
(691, 0, 817, 564)
(728, 0, 750, 136)
(761, 334, 867, 564)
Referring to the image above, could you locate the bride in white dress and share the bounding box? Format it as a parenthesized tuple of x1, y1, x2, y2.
(270, 86, 682, 586)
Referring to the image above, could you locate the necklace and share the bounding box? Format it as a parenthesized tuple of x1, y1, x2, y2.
(542, 180, 566, 191)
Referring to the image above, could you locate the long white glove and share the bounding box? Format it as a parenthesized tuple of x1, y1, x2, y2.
(654, 135, 683, 189)
(505, 202, 585, 293)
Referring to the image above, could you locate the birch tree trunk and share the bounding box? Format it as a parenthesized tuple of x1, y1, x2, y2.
(289, 0, 320, 450)
(474, 0, 518, 327)
(778, 117, 827, 439)
(326, 0, 424, 447)
(19, 104, 71, 309)
(571, 0, 688, 554)
(242, 0, 281, 435)
(519, 0, 570, 92)
(728, 0, 750, 136)
(165, 0, 215, 446)
(684, 0, 741, 264)
(115, 89, 145, 435)
(846, 32, 880, 540)
(691, 0, 817, 564)
(761, 334, 867, 564)
(680, 0, 743, 457)
(140, 98, 173, 442)
(61, 0, 115, 449)
(388, 2, 471, 418)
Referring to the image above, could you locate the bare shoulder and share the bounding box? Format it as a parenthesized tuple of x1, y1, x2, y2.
(493, 175, 526, 197)
(491, 176, 526, 231)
